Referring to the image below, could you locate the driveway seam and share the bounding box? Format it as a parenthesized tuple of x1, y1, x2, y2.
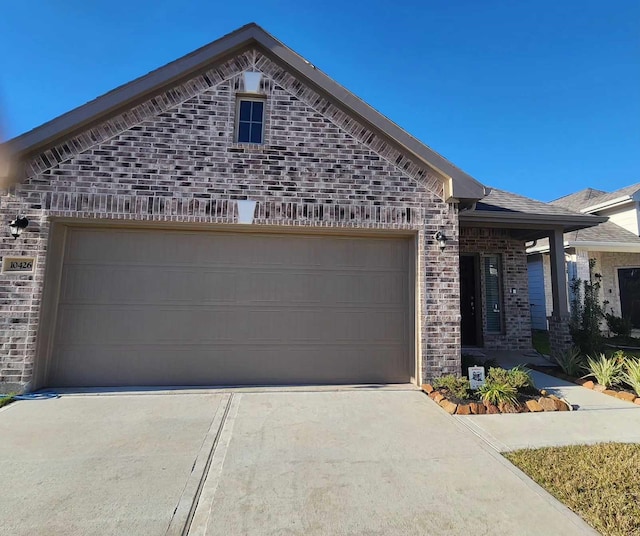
(164, 392, 233, 536)
(434, 397, 599, 535)
(186, 392, 242, 536)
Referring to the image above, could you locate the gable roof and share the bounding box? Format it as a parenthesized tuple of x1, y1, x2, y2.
(528, 220, 640, 253)
(550, 187, 606, 211)
(5, 23, 487, 201)
(551, 183, 640, 213)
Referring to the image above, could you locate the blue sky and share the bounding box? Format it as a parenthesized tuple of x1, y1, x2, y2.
(1, 1, 638, 201)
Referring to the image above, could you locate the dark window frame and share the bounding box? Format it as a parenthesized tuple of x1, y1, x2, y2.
(483, 253, 504, 334)
(235, 96, 266, 144)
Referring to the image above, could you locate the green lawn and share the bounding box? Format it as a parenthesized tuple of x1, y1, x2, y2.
(0, 395, 15, 409)
(531, 330, 551, 355)
(505, 443, 640, 536)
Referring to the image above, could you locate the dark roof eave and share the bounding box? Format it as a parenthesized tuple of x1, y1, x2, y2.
(459, 210, 607, 232)
(5, 23, 487, 200)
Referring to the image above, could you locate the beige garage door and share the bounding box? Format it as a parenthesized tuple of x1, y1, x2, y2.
(48, 227, 413, 387)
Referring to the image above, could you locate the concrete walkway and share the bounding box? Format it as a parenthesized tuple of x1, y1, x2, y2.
(458, 351, 640, 451)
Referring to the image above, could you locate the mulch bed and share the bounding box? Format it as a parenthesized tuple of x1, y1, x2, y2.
(421, 383, 572, 415)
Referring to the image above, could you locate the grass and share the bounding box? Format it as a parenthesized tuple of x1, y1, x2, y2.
(505, 443, 640, 536)
(0, 395, 15, 409)
(532, 330, 551, 355)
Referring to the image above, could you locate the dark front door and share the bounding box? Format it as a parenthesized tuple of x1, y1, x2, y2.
(460, 255, 481, 346)
(618, 268, 640, 328)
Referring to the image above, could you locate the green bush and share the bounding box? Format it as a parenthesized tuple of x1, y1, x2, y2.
(506, 365, 535, 390)
(569, 260, 607, 355)
(552, 346, 585, 377)
(486, 366, 534, 390)
(605, 313, 632, 338)
(585, 353, 624, 388)
(433, 374, 471, 400)
(623, 358, 640, 396)
(478, 381, 518, 406)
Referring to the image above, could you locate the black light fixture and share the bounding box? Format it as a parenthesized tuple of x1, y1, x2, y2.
(434, 230, 448, 251)
(9, 216, 28, 239)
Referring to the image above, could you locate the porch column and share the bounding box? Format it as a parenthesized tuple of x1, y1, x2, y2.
(549, 227, 568, 316)
(547, 227, 572, 355)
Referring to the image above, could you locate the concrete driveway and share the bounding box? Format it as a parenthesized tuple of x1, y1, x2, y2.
(0, 388, 595, 536)
(0, 392, 229, 536)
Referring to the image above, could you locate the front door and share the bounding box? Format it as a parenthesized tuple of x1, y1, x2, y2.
(460, 255, 481, 346)
(618, 267, 640, 328)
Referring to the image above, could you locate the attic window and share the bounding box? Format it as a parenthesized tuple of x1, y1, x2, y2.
(236, 98, 264, 144)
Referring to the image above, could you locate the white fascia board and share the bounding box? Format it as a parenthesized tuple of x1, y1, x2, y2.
(580, 196, 635, 214)
(565, 241, 640, 252)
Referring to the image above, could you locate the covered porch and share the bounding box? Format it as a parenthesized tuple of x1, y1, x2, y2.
(457, 189, 606, 357)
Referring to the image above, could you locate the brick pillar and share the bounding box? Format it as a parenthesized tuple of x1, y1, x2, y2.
(548, 314, 572, 356)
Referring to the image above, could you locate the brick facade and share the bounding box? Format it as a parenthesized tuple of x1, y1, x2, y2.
(460, 228, 532, 350)
(0, 49, 461, 391)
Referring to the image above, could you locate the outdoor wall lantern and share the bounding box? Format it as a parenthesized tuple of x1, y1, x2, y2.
(8, 216, 28, 239)
(434, 230, 448, 251)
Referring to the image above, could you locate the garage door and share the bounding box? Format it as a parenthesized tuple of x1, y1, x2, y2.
(47, 227, 413, 387)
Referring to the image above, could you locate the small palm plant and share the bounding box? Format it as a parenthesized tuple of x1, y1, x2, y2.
(552, 346, 584, 377)
(585, 353, 623, 388)
(623, 358, 640, 397)
(478, 381, 518, 406)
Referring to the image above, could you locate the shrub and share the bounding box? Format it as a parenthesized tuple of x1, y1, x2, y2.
(569, 259, 607, 355)
(433, 374, 471, 400)
(478, 381, 518, 406)
(506, 365, 535, 390)
(552, 346, 585, 377)
(623, 358, 640, 396)
(486, 366, 535, 390)
(605, 313, 632, 338)
(585, 353, 624, 388)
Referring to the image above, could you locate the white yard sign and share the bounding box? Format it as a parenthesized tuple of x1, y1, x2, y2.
(468, 366, 486, 389)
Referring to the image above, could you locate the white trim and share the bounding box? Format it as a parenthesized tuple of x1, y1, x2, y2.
(581, 195, 636, 214)
(527, 241, 640, 255)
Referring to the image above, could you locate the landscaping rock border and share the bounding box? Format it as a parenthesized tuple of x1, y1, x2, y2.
(529, 366, 640, 406)
(421, 384, 571, 415)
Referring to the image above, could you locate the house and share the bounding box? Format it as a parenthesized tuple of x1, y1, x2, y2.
(0, 24, 604, 393)
(528, 184, 640, 331)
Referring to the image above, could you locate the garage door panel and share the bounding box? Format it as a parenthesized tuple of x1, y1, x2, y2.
(50, 344, 409, 387)
(48, 228, 413, 387)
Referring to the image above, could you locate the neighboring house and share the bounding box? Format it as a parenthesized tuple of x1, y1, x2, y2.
(528, 183, 640, 330)
(0, 24, 603, 393)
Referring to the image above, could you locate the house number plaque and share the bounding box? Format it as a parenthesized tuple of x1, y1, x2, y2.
(2, 257, 35, 273)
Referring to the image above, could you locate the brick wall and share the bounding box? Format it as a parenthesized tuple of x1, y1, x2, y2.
(591, 250, 640, 319)
(460, 228, 532, 350)
(0, 49, 460, 390)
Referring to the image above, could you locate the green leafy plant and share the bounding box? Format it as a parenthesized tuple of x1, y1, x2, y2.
(478, 381, 518, 406)
(569, 259, 607, 355)
(551, 346, 585, 377)
(605, 313, 632, 338)
(506, 365, 535, 390)
(623, 358, 640, 397)
(486, 366, 534, 390)
(585, 353, 623, 388)
(433, 374, 471, 400)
